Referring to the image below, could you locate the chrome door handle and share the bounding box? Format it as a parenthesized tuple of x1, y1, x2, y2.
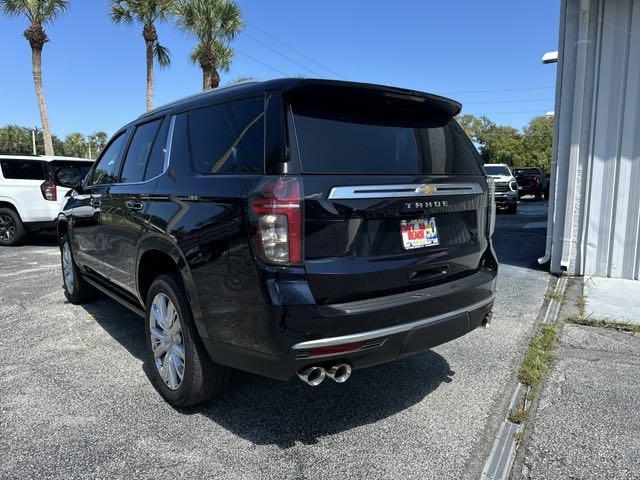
(126, 200, 145, 211)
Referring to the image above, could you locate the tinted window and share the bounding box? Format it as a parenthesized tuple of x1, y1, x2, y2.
(484, 165, 511, 176)
(290, 105, 482, 175)
(181, 97, 264, 174)
(49, 161, 94, 185)
(144, 117, 169, 180)
(120, 119, 162, 183)
(89, 132, 128, 185)
(0, 160, 45, 180)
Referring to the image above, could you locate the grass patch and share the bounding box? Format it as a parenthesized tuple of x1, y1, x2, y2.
(575, 294, 586, 315)
(545, 291, 565, 303)
(567, 315, 640, 333)
(514, 431, 523, 445)
(517, 324, 557, 387)
(508, 407, 528, 424)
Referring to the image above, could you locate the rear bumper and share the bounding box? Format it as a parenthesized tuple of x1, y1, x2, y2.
(201, 267, 497, 381)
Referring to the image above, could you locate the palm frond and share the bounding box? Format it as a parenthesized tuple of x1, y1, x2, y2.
(109, 0, 134, 24)
(153, 41, 171, 67)
(1, 0, 68, 24)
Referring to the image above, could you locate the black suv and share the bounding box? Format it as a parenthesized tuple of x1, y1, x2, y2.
(58, 79, 497, 406)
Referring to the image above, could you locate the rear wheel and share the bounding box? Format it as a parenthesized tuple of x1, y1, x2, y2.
(0, 208, 25, 246)
(145, 273, 230, 406)
(60, 234, 93, 303)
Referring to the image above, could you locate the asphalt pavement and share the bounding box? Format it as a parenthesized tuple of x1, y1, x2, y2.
(0, 200, 550, 480)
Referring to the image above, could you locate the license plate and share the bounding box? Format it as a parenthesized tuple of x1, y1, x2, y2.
(400, 217, 439, 250)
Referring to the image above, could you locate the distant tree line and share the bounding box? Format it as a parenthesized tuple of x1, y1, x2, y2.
(457, 114, 554, 172)
(0, 125, 108, 159)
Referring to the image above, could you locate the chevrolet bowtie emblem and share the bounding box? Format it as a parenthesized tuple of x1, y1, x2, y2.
(415, 185, 437, 195)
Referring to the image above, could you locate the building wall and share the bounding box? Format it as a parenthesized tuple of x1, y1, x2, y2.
(551, 0, 640, 279)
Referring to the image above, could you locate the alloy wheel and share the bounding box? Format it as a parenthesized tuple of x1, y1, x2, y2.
(0, 214, 16, 242)
(150, 293, 186, 391)
(62, 241, 74, 293)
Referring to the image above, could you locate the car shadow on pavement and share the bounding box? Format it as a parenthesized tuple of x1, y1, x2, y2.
(81, 296, 454, 449)
(191, 350, 454, 449)
(81, 298, 147, 361)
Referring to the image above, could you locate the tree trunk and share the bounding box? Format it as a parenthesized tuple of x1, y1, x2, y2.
(145, 40, 154, 111)
(31, 46, 54, 155)
(202, 68, 212, 91)
(210, 68, 220, 89)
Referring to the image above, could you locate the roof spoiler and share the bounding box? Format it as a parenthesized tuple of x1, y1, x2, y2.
(283, 79, 462, 117)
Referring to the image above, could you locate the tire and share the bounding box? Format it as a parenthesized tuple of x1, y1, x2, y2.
(0, 207, 25, 246)
(508, 204, 518, 214)
(535, 192, 543, 201)
(60, 233, 93, 304)
(145, 273, 230, 406)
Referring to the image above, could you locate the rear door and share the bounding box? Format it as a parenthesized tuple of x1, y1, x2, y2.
(287, 92, 489, 304)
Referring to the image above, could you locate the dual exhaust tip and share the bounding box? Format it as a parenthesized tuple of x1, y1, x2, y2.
(297, 363, 351, 386)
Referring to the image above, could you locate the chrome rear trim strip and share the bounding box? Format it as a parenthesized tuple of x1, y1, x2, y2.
(291, 295, 495, 350)
(328, 183, 483, 199)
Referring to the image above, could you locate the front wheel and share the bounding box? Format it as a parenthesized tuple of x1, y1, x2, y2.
(61, 234, 93, 303)
(145, 274, 230, 406)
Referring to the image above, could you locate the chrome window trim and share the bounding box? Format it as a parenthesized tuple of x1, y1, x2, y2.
(327, 182, 483, 200)
(291, 295, 495, 350)
(91, 115, 176, 188)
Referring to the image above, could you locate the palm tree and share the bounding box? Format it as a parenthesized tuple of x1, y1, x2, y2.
(175, 0, 242, 90)
(110, 0, 174, 111)
(1, 0, 69, 156)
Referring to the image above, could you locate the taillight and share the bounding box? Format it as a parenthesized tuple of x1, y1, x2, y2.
(40, 180, 57, 201)
(249, 176, 303, 265)
(487, 178, 496, 237)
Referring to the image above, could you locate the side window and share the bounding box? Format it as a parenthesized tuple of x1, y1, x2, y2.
(183, 97, 265, 174)
(120, 119, 162, 183)
(89, 132, 128, 186)
(144, 117, 170, 180)
(0, 160, 45, 180)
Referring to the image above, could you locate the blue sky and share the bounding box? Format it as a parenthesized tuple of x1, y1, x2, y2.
(0, 0, 559, 138)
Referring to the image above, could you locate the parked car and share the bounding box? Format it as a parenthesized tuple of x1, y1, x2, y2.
(0, 154, 94, 245)
(484, 163, 518, 214)
(57, 79, 497, 406)
(513, 167, 549, 200)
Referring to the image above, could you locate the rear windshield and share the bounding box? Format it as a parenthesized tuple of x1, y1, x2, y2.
(49, 161, 94, 185)
(514, 168, 542, 175)
(289, 104, 482, 175)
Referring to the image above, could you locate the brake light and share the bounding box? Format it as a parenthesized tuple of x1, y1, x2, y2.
(249, 176, 303, 265)
(40, 180, 57, 201)
(487, 178, 496, 237)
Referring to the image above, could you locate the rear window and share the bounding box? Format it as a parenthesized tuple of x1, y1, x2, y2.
(176, 97, 265, 174)
(49, 161, 94, 185)
(289, 104, 482, 175)
(0, 159, 45, 180)
(514, 168, 542, 175)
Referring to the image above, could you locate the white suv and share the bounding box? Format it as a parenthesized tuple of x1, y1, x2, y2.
(0, 155, 94, 245)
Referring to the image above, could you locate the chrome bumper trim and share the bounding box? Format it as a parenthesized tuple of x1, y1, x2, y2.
(291, 295, 495, 350)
